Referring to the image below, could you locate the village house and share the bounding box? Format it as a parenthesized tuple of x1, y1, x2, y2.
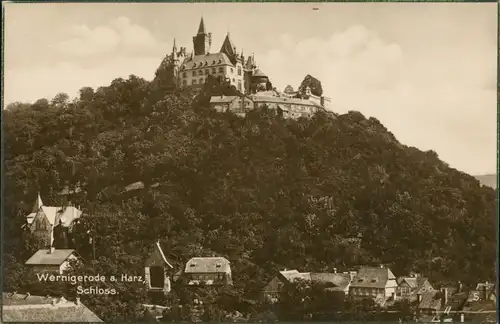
(416, 282, 469, 323)
(25, 193, 82, 249)
(461, 281, 497, 323)
(176, 257, 233, 286)
(144, 240, 174, 294)
(349, 266, 398, 303)
(209, 95, 254, 116)
(261, 269, 355, 303)
(2, 292, 102, 322)
(25, 248, 80, 274)
(397, 273, 435, 299)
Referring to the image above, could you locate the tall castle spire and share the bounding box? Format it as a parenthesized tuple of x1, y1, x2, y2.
(198, 17, 207, 34)
(193, 17, 211, 55)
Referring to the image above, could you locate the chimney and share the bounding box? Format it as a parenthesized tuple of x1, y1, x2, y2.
(76, 297, 81, 306)
(320, 96, 324, 107)
(51, 298, 56, 306)
(441, 288, 448, 306)
(380, 264, 384, 268)
(333, 268, 337, 274)
(457, 281, 463, 293)
(24, 293, 30, 299)
(391, 292, 395, 300)
(49, 247, 55, 254)
(417, 293, 422, 303)
(483, 282, 488, 300)
(460, 313, 464, 323)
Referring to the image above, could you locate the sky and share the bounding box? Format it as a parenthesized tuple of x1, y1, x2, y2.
(3, 2, 497, 176)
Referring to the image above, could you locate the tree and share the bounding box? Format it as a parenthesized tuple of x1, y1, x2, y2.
(298, 74, 323, 97)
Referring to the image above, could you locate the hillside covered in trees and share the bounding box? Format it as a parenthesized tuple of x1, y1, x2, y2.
(3, 73, 496, 321)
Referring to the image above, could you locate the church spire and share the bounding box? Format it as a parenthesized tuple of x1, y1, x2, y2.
(32, 192, 44, 213)
(197, 17, 206, 34)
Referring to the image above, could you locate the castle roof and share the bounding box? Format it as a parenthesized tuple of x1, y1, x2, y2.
(197, 17, 206, 34)
(181, 52, 233, 70)
(253, 68, 268, 78)
(220, 33, 236, 58)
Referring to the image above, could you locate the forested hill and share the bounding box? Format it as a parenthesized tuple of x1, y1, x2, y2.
(3, 74, 496, 321)
(474, 174, 497, 189)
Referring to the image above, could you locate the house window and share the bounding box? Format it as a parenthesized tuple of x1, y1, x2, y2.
(212, 68, 216, 74)
(199, 78, 204, 84)
(150, 266, 164, 289)
(192, 80, 197, 85)
(238, 81, 242, 91)
(183, 72, 187, 78)
(230, 68, 234, 73)
(238, 67, 242, 76)
(232, 78, 235, 83)
(205, 69, 209, 75)
(193, 71, 197, 77)
(219, 67, 224, 73)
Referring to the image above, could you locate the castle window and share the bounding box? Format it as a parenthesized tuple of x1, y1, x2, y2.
(183, 72, 187, 78)
(212, 68, 216, 74)
(192, 80, 197, 85)
(192, 71, 197, 77)
(218, 67, 223, 73)
(238, 67, 242, 76)
(205, 69, 209, 75)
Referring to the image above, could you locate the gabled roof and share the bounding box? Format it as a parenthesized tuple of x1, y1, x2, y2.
(398, 276, 430, 291)
(2, 293, 102, 322)
(210, 96, 239, 104)
(26, 249, 76, 266)
(27, 205, 82, 227)
(350, 267, 396, 289)
(153, 241, 174, 269)
(181, 52, 233, 70)
(184, 257, 230, 273)
(311, 273, 351, 291)
(418, 291, 442, 310)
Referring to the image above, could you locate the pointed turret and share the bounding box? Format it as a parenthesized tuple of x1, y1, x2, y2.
(220, 33, 237, 58)
(198, 17, 207, 34)
(32, 192, 44, 213)
(171, 38, 178, 61)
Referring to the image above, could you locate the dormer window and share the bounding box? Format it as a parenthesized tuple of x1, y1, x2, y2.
(218, 59, 222, 64)
(212, 60, 216, 64)
(193, 63, 197, 68)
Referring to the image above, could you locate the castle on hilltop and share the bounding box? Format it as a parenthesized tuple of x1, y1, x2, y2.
(160, 17, 270, 94)
(160, 17, 330, 119)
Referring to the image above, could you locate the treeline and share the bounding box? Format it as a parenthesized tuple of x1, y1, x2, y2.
(3, 72, 496, 321)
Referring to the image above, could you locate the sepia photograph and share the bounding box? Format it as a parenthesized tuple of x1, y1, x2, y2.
(2, 2, 498, 323)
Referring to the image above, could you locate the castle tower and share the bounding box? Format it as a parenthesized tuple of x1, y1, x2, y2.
(192, 17, 212, 56)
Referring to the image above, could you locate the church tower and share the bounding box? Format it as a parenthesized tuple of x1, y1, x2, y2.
(192, 17, 212, 55)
